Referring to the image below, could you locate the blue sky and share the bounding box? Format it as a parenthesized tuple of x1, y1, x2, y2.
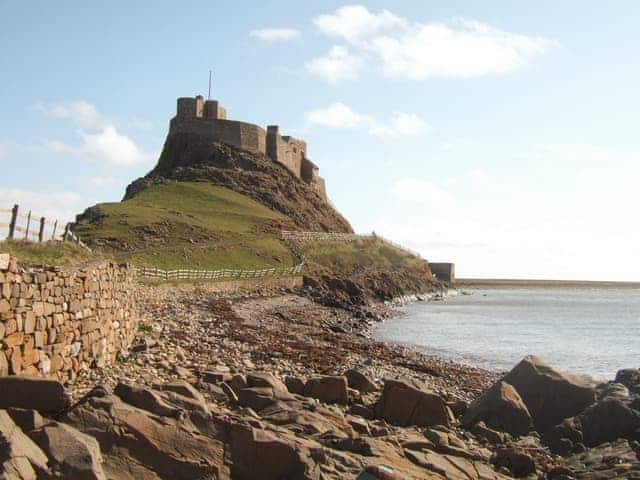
(2, 1, 640, 280)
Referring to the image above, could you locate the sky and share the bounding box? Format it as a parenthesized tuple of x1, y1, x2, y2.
(1, 1, 640, 281)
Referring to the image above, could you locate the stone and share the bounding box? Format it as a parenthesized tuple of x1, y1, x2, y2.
(580, 398, 640, 446)
(344, 369, 377, 393)
(64, 391, 226, 479)
(153, 380, 205, 404)
(615, 368, 640, 393)
(6, 408, 44, 432)
(462, 381, 533, 437)
(246, 372, 288, 392)
(375, 378, 452, 427)
(0, 410, 49, 477)
(492, 447, 536, 477)
(30, 421, 106, 480)
(285, 375, 306, 395)
(0, 377, 71, 414)
(303, 375, 348, 405)
(114, 383, 182, 418)
(237, 387, 294, 412)
(0, 351, 7, 376)
(229, 422, 320, 480)
(0, 254, 9, 270)
(503, 355, 595, 431)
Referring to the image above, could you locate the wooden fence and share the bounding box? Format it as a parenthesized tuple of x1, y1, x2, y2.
(137, 262, 304, 281)
(280, 230, 423, 259)
(1, 204, 91, 251)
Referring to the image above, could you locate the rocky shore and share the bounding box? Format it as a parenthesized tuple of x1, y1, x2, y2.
(2, 283, 640, 479)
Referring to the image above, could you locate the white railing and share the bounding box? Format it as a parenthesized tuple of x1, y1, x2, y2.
(280, 230, 422, 259)
(136, 262, 304, 281)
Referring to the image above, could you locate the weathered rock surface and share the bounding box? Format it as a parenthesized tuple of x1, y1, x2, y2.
(303, 375, 349, 405)
(546, 398, 640, 453)
(503, 355, 595, 432)
(344, 369, 377, 393)
(0, 410, 49, 479)
(462, 381, 533, 437)
(30, 421, 106, 480)
(0, 377, 71, 415)
(375, 378, 452, 427)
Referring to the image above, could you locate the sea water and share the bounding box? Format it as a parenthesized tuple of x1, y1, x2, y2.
(371, 287, 640, 380)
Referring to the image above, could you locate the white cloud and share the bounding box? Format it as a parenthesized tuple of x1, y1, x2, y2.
(0, 188, 84, 224)
(250, 27, 301, 42)
(307, 102, 371, 128)
(307, 103, 428, 138)
(369, 112, 429, 137)
(46, 126, 149, 166)
(372, 20, 550, 79)
(390, 178, 453, 204)
(308, 6, 552, 83)
(314, 5, 406, 43)
(305, 46, 364, 84)
(37, 100, 105, 128)
(39, 101, 151, 166)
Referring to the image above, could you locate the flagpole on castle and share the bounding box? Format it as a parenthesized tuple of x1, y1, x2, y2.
(208, 70, 212, 100)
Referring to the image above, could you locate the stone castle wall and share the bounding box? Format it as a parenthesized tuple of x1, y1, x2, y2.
(0, 254, 138, 382)
(170, 95, 327, 200)
(170, 118, 266, 155)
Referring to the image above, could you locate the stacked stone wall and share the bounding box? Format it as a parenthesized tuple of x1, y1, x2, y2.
(0, 254, 138, 382)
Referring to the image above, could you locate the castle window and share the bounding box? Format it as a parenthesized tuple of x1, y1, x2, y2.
(293, 147, 297, 153)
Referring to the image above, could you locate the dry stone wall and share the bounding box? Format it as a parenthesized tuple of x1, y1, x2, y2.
(0, 254, 138, 382)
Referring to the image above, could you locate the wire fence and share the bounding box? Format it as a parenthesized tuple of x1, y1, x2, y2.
(136, 262, 304, 281)
(280, 230, 423, 259)
(1, 204, 91, 251)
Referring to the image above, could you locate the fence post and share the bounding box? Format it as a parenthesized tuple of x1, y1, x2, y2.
(51, 220, 58, 240)
(63, 224, 70, 242)
(38, 217, 46, 242)
(8, 204, 18, 239)
(24, 211, 32, 240)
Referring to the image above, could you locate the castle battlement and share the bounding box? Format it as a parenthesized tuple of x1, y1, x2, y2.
(169, 95, 326, 199)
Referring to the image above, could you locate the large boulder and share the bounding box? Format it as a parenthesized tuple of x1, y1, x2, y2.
(503, 356, 595, 431)
(462, 381, 533, 437)
(229, 422, 321, 480)
(303, 376, 349, 405)
(344, 369, 377, 393)
(615, 368, 640, 394)
(64, 389, 227, 479)
(0, 377, 70, 415)
(580, 398, 640, 446)
(545, 398, 640, 454)
(375, 378, 452, 427)
(30, 421, 106, 480)
(246, 372, 288, 392)
(0, 410, 49, 479)
(114, 383, 182, 418)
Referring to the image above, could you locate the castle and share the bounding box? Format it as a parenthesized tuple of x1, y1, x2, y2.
(170, 95, 327, 199)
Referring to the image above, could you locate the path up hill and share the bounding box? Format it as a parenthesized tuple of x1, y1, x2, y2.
(125, 138, 353, 233)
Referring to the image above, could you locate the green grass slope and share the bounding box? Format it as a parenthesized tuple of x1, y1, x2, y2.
(73, 181, 298, 270)
(0, 240, 98, 267)
(297, 238, 440, 305)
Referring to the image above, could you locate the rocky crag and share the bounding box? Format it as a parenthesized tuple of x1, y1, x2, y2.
(124, 141, 352, 234)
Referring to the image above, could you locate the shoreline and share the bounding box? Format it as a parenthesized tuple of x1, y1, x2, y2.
(457, 278, 640, 289)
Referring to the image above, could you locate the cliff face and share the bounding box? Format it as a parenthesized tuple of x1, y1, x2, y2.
(125, 134, 353, 233)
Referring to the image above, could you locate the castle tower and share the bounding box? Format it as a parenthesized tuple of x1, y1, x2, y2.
(204, 100, 227, 120)
(266, 125, 279, 161)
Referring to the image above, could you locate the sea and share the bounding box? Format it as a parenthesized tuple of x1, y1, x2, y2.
(371, 286, 640, 381)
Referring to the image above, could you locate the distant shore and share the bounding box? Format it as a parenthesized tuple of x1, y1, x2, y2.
(456, 278, 640, 289)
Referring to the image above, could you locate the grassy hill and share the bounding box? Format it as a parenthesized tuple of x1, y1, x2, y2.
(73, 181, 298, 270)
